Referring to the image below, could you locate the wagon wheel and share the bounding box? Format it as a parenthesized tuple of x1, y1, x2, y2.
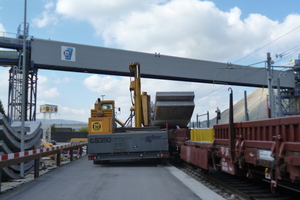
(270, 180, 277, 193)
(201, 168, 209, 174)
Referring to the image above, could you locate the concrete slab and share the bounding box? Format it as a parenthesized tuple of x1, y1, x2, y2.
(0, 158, 223, 200)
(153, 92, 195, 128)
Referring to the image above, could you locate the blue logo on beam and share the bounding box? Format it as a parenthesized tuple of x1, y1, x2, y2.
(61, 46, 76, 61)
(63, 48, 73, 60)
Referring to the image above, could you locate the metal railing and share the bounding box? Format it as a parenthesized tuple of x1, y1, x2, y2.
(0, 142, 87, 192)
(0, 31, 18, 38)
(0, 31, 31, 47)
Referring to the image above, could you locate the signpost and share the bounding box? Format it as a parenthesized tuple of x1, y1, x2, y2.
(40, 104, 58, 142)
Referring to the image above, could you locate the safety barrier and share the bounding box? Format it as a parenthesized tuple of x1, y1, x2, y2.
(0, 142, 87, 192)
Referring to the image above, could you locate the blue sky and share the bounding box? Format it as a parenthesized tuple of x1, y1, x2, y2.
(0, 0, 300, 123)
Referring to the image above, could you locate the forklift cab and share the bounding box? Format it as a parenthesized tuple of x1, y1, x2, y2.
(88, 100, 115, 134)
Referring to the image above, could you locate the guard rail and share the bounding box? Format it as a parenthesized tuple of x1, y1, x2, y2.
(0, 142, 87, 192)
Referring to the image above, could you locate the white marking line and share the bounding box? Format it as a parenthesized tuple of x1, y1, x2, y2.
(166, 165, 225, 200)
(8, 153, 14, 159)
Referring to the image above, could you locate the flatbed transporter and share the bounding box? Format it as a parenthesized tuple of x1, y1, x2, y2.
(87, 63, 170, 164)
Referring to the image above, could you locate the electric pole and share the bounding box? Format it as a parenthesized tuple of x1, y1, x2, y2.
(267, 53, 274, 118)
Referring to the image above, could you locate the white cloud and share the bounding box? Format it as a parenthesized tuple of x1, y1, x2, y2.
(57, 106, 89, 122)
(51, 0, 300, 63)
(83, 75, 133, 121)
(37, 75, 60, 98)
(56, 0, 166, 22)
(54, 76, 71, 84)
(83, 75, 129, 97)
(83, 74, 201, 101)
(44, 1, 54, 9)
(32, 2, 58, 28)
(61, 106, 86, 115)
(38, 75, 48, 84)
(41, 87, 59, 98)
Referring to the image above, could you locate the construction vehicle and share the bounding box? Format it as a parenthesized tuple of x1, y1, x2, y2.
(87, 63, 169, 164)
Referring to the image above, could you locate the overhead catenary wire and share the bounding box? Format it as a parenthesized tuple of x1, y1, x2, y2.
(194, 25, 300, 121)
(233, 25, 300, 64)
(274, 44, 300, 64)
(193, 65, 269, 121)
(195, 66, 264, 100)
(276, 44, 300, 57)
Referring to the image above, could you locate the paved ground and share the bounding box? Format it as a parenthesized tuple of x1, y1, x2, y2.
(0, 156, 224, 200)
(0, 155, 73, 192)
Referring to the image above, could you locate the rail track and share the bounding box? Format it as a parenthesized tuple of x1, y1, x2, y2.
(172, 160, 299, 200)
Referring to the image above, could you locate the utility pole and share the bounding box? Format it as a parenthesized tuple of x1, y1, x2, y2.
(206, 111, 209, 128)
(277, 78, 282, 117)
(20, 0, 27, 177)
(215, 107, 221, 124)
(244, 91, 249, 121)
(267, 52, 274, 118)
(228, 88, 235, 162)
(196, 111, 209, 128)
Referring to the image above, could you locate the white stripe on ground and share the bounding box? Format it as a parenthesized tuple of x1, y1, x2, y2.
(166, 165, 225, 200)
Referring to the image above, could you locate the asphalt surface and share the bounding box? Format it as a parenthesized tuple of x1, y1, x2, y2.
(0, 156, 203, 200)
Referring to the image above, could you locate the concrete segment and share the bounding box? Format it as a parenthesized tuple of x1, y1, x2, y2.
(0, 114, 42, 180)
(153, 92, 195, 128)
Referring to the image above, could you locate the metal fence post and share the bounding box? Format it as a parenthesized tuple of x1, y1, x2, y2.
(34, 157, 40, 178)
(0, 168, 2, 193)
(70, 150, 74, 162)
(56, 152, 61, 167)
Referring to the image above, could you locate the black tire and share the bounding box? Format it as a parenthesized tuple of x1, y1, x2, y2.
(93, 160, 102, 164)
(161, 158, 168, 165)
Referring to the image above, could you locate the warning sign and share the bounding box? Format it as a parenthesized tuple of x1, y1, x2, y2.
(40, 104, 58, 113)
(92, 121, 102, 132)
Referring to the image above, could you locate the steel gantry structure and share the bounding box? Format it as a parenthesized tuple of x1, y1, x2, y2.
(0, 34, 296, 123)
(0, 31, 38, 123)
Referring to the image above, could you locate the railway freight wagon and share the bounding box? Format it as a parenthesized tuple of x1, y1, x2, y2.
(175, 116, 300, 192)
(173, 89, 300, 192)
(214, 116, 300, 187)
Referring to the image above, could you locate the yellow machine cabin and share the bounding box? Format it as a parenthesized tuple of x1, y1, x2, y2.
(88, 62, 151, 136)
(88, 99, 116, 134)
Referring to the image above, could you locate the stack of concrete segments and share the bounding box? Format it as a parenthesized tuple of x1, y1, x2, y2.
(0, 114, 42, 180)
(153, 92, 195, 128)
